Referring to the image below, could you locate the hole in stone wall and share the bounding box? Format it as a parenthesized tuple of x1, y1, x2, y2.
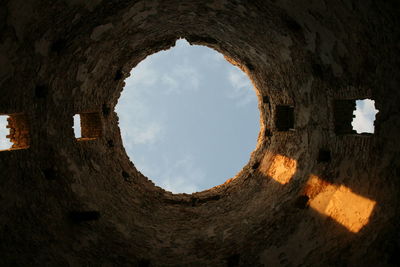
(42, 168, 57, 180)
(35, 84, 48, 98)
(0, 114, 30, 151)
(334, 100, 356, 135)
(352, 99, 378, 134)
(317, 149, 331, 163)
(227, 254, 240, 267)
(334, 99, 378, 135)
(137, 259, 151, 267)
(107, 139, 114, 148)
(116, 39, 259, 194)
(68, 211, 101, 223)
(74, 112, 102, 140)
(73, 114, 81, 138)
(262, 96, 270, 105)
(51, 38, 67, 54)
(102, 104, 111, 117)
(275, 105, 294, 131)
(252, 161, 260, 170)
(0, 115, 13, 150)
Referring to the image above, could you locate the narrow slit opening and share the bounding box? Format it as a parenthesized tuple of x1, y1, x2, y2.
(73, 114, 81, 138)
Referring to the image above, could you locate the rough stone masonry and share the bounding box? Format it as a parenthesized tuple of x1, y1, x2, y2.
(0, 0, 399, 266)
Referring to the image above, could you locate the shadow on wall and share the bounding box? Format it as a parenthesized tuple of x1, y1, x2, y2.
(257, 153, 376, 234)
(303, 174, 376, 233)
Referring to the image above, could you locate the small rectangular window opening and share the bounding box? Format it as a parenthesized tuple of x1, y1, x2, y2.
(275, 105, 294, 131)
(73, 114, 82, 138)
(334, 99, 378, 135)
(334, 100, 356, 135)
(0, 113, 30, 151)
(352, 99, 378, 134)
(317, 149, 331, 163)
(0, 115, 12, 150)
(74, 112, 102, 141)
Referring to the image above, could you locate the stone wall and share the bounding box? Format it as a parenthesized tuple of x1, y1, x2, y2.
(79, 112, 102, 140)
(0, 0, 399, 266)
(6, 113, 30, 149)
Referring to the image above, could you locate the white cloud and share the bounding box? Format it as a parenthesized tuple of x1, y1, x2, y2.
(227, 68, 255, 107)
(131, 123, 162, 145)
(173, 65, 200, 91)
(201, 48, 225, 64)
(156, 154, 205, 193)
(134, 153, 205, 194)
(128, 57, 159, 88)
(116, 115, 164, 154)
(115, 38, 258, 194)
(352, 99, 378, 133)
(116, 65, 165, 149)
(126, 40, 201, 96)
(161, 73, 179, 91)
(228, 68, 249, 88)
(118, 120, 164, 154)
(162, 174, 199, 194)
(160, 64, 200, 95)
(211, 51, 225, 62)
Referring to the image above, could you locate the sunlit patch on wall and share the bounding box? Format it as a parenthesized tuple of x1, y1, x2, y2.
(352, 99, 378, 134)
(304, 175, 376, 233)
(261, 154, 297, 184)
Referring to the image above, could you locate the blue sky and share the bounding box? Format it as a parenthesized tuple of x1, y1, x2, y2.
(352, 99, 377, 133)
(0, 40, 379, 193)
(115, 39, 259, 193)
(0, 116, 12, 149)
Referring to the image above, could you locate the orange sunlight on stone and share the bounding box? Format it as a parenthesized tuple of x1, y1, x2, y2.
(261, 154, 297, 185)
(304, 175, 376, 233)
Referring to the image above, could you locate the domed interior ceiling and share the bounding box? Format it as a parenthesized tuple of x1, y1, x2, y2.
(0, 0, 399, 266)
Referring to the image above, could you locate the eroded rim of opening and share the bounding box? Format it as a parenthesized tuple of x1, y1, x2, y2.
(116, 38, 267, 196)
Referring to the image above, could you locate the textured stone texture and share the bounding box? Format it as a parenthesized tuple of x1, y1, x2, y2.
(79, 112, 103, 139)
(0, 0, 399, 266)
(5, 114, 30, 149)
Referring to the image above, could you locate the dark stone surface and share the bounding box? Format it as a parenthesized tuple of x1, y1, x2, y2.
(0, 0, 399, 266)
(318, 149, 332, 163)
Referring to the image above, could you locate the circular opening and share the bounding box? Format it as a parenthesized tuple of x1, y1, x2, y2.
(116, 39, 259, 193)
